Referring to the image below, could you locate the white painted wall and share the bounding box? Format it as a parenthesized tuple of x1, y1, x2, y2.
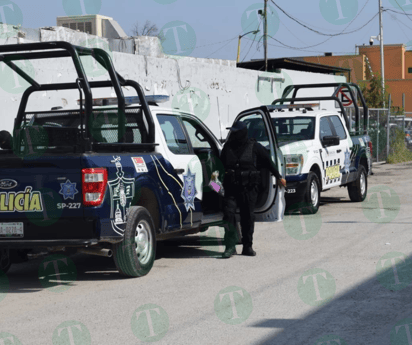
(0, 27, 345, 140)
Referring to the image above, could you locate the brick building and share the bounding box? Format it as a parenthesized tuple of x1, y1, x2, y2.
(295, 44, 412, 114)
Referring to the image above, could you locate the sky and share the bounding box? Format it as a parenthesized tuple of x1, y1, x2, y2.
(3, 0, 412, 61)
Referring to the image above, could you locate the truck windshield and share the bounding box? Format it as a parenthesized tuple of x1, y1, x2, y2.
(272, 117, 315, 144)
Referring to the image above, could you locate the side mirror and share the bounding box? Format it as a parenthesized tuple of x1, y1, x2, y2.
(322, 135, 340, 147)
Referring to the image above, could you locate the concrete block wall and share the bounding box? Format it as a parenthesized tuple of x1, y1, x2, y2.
(0, 26, 344, 139)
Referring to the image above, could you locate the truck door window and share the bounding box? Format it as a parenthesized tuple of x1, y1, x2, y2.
(157, 115, 190, 154)
(181, 119, 212, 150)
(238, 113, 270, 149)
(319, 117, 333, 140)
(329, 115, 347, 139)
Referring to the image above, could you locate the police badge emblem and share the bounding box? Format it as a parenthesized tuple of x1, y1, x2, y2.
(181, 168, 196, 211)
(108, 156, 135, 234)
(343, 148, 351, 174)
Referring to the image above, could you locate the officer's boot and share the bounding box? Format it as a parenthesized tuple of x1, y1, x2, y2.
(242, 245, 256, 256)
(222, 224, 237, 259)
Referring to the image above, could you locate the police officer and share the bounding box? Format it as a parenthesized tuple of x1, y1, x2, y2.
(220, 122, 286, 258)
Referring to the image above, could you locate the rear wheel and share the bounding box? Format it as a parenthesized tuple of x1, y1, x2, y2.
(348, 165, 368, 202)
(303, 172, 321, 214)
(113, 206, 156, 277)
(0, 249, 11, 273)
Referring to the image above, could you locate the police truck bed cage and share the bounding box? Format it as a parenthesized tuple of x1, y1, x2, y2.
(271, 82, 369, 135)
(0, 41, 156, 153)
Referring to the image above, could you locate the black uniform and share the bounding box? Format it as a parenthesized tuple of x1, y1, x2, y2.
(220, 123, 282, 252)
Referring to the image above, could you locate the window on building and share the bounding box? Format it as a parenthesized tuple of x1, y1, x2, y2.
(85, 22, 92, 34)
(408, 67, 412, 74)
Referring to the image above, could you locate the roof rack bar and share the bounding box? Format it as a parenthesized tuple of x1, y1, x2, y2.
(273, 96, 350, 129)
(280, 82, 368, 134)
(0, 58, 40, 89)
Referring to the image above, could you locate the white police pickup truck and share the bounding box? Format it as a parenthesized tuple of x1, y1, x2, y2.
(265, 83, 372, 214)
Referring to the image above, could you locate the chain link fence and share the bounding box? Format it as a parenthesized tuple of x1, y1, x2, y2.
(345, 108, 412, 162)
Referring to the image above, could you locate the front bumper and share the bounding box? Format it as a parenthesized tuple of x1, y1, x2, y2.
(284, 174, 308, 200)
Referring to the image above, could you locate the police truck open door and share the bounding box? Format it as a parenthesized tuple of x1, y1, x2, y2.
(228, 107, 286, 222)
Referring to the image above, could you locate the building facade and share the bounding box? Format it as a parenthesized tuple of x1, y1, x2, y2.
(297, 44, 412, 114)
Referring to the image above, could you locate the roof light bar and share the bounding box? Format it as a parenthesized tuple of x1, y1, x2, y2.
(77, 95, 170, 107)
(268, 103, 320, 111)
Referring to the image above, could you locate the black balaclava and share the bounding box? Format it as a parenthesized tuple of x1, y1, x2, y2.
(229, 126, 248, 156)
(0, 131, 12, 150)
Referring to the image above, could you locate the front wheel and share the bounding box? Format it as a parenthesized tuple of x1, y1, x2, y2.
(303, 172, 321, 214)
(348, 165, 368, 202)
(113, 206, 156, 277)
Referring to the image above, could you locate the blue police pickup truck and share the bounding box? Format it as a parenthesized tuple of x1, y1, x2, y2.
(0, 42, 285, 277)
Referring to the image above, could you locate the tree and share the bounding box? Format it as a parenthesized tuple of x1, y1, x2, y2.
(359, 73, 390, 109)
(131, 20, 159, 37)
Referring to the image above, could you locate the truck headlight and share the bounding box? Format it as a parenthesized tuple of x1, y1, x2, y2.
(285, 154, 304, 176)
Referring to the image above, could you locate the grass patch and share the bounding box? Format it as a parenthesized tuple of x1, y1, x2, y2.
(387, 128, 412, 164)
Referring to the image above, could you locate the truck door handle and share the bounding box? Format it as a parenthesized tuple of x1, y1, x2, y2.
(337, 149, 342, 153)
(174, 169, 185, 174)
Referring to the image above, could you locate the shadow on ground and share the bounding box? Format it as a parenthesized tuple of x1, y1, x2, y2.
(0, 234, 226, 293)
(253, 255, 412, 345)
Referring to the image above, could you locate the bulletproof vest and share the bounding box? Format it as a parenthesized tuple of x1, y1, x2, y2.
(226, 139, 257, 172)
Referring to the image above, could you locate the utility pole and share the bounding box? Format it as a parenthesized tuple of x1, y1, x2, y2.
(264, 0, 268, 71)
(379, 0, 385, 107)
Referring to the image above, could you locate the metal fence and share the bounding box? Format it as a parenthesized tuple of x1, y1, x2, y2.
(345, 107, 412, 162)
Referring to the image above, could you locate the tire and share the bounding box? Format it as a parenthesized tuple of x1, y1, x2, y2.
(348, 165, 368, 202)
(303, 172, 321, 214)
(113, 206, 156, 277)
(0, 249, 11, 274)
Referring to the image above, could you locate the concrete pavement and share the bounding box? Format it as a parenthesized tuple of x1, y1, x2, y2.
(0, 162, 411, 345)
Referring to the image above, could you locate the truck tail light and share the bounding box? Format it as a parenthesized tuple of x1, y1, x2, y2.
(82, 168, 108, 207)
(368, 141, 373, 157)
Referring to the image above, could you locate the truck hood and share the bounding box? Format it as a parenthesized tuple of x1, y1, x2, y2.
(279, 140, 314, 156)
